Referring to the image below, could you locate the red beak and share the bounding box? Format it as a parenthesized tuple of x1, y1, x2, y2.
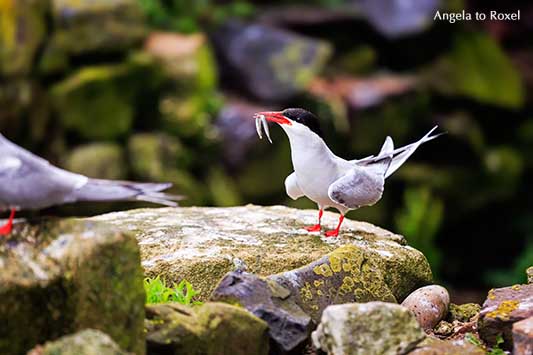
(255, 111, 292, 125)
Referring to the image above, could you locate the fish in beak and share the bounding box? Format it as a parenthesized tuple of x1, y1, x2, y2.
(253, 111, 292, 143)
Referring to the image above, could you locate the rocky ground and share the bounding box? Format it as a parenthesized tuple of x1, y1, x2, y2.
(1, 205, 532, 355)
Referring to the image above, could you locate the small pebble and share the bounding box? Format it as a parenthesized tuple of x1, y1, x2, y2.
(401, 285, 450, 330)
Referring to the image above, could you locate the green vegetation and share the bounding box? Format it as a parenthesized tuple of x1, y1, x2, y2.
(465, 333, 506, 355)
(144, 276, 202, 306)
(487, 335, 505, 355)
(137, 0, 255, 32)
(395, 187, 444, 275)
(485, 241, 533, 286)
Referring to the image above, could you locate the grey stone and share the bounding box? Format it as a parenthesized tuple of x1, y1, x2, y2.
(312, 302, 425, 355)
(513, 316, 533, 355)
(211, 22, 331, 101)
(27, 329, 129, 355)
(210, 272, 311, 354)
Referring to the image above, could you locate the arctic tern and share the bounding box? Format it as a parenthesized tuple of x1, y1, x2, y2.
(0, 134, 182, 236)
(254, 108, 441, 237)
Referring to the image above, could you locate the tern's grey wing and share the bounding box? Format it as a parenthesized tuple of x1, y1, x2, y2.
(327, 166, 385, 209)
(284, 172, 304, 200)
(0, 136, 88, 210)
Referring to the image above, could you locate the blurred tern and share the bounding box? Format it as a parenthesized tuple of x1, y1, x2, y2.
(254, 108, 442, 237)
(0, 134, 182, 236)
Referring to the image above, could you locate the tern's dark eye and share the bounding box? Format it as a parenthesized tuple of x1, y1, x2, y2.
(282, 108, 324, 138)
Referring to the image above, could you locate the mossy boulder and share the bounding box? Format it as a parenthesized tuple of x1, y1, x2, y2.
(0, 0, 47, 76)
(312, 302, 426, 355)
(447, 303, 481, 323)
(145, 302, 269, 355)
(127, 133, 204, 205)
(48, 0, 146, 55)
(64, 142, 127, 180)
(89, 205, 432, 302)
(27, 329, 129, 355)
(211, 21, 332, 101)
(50, 55, 155, 139)
(0, 219, 145, 355)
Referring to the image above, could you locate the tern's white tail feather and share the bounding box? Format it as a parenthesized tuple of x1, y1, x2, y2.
(354, 126, 442, 178)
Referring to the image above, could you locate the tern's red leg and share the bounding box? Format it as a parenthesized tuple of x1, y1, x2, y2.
(305, 209, 323, 232)
(0, 208, 15, 236)
(325, 215, 345, 237)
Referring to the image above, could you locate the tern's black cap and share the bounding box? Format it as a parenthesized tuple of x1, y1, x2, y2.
(282, 108, 323, 138)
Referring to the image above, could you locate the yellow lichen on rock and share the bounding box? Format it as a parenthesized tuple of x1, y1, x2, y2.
(486, 300, 519, 320)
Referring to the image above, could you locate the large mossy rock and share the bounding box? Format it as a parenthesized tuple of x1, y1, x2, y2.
(45, 0, 145, 57)
(64, 142, 127, 180)
(145, 302, 269, 355)
(90, 205, 432, 301)
(0, 0, 47, 76)
(211, 22, 332, 102)
(50, 54, 156, 139)
(0, 219, 145, 355)
(27, 329, 129, 355)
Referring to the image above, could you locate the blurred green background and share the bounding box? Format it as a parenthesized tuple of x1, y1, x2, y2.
(1, 0, 531, 293)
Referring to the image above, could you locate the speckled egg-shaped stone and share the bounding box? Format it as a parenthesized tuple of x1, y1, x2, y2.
(401, 285, 450, 330)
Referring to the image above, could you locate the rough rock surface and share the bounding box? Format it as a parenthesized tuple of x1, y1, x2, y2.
(211, 22, 331, 101)
(27, 329, 129, 355)
(409, 337, 485, 355)
(91, 205, 433, 300)
(0, 219, 145, 355)
(312, 302, 426, 355)
(447, 303, 481, 323)
(145, 302, 269, 355)
(527, 266, 533, 284)
(478, 284, 533, 349)
(211, 272, 312, 354)
(513, 316, 533, 355)
(401, 285, 450, 330)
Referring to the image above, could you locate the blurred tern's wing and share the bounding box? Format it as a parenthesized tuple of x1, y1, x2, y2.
(328, 167, 385, 209)
(284, 172, 304, 200)
(0, 134, 89, 209)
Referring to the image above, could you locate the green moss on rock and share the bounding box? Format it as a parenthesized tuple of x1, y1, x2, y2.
(0, 219, 145, 355)
(50, 56, 155, 139)
(0, 0, 47, 76)
(27, 329, 129, 355)
(90, 205, 432, 306)
(64, 142, 127, 180)
(447, 303, 481, 323)
(145, 302, 269, 355)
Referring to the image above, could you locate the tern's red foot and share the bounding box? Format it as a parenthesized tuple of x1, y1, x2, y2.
(325, 229, 339, 237)
(325, 214, 345, 238)
(305, 224, 321, 232)
(304, 208, 323, 233)
(0, 209, 15, 236)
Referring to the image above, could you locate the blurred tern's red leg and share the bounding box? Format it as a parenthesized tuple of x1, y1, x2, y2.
(325, 214, 344, 237)
(305, 209, 323, 232)
(0, 208, 15, 236)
